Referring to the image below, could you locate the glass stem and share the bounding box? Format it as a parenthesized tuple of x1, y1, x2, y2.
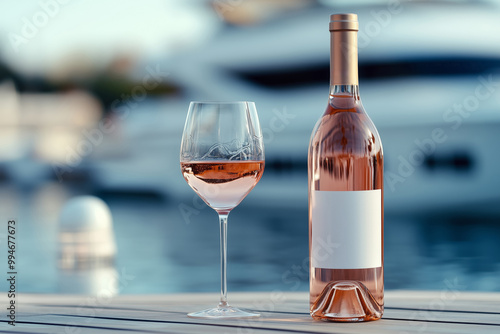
(218, 212, 229, 307)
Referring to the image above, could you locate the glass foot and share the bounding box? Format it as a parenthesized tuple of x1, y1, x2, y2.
(187, 305, 260, 319)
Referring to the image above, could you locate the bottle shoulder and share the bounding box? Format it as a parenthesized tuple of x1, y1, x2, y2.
(310, 101, 383, 157)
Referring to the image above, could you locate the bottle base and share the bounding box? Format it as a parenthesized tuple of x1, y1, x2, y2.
(310, 280, 383, 322)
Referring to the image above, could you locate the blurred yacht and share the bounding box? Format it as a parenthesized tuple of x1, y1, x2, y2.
(0, 82, 102, 186)
(81, 1, 500, 213)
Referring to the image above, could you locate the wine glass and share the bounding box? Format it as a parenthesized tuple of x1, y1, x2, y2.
(180, 101, 265, 319)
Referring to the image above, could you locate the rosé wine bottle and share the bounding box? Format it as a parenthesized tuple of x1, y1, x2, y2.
(308, 13, 384, 322)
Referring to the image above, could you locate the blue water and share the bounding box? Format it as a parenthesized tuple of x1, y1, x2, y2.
(2, 183, 500, 294)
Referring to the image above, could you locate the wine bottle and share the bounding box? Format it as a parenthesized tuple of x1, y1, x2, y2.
(308, 13, 384, 322)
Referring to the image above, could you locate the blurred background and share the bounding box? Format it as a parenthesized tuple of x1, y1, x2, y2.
(0, 0, 499, 295)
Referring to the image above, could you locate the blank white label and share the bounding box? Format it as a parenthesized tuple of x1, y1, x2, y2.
(311, 190, 382, 269)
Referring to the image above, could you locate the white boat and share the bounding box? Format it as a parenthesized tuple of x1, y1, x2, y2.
(0, 82, 102, 186)
(81, 1, 500, 213)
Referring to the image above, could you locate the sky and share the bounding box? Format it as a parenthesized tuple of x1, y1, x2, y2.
(0, 0, 219, 76)
(2, 0, 500, 77)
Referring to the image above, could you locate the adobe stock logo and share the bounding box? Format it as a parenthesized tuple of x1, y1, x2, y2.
(8, 0, 72, 53)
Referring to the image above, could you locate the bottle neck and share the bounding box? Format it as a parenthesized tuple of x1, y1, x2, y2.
(329, 28, 359, 107)
(329, 84, 359, 98)
(330, 29, 358, 87)
(328, 85, 360, 110)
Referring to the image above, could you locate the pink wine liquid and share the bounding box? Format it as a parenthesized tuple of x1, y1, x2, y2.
(181, 161, 264, 211)
(308, 93, 384, 321)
